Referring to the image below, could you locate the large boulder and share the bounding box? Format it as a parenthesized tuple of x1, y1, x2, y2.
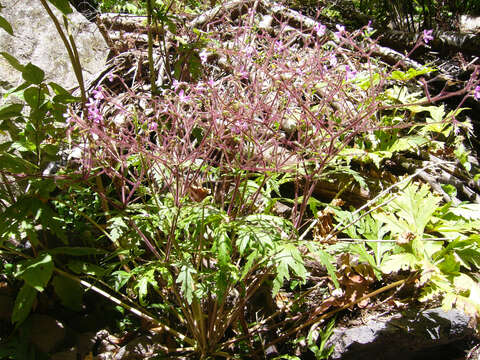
(326, 307, 475, 359)
(0, 0, 109, 95)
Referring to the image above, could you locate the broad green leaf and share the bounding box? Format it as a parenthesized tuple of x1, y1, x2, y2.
(271, 244, 307, 296)
(53, 94, 82, 104)
(438, 253, 460, 274)
(349, 244, 382, 280)
(378, 183, 440, 236)
(213, 227, 231, 268)
(135, 269, 157, 306)
(449, 204, 480, 220)
(67, 260, 106, 276)
(424, 104, 445, 123)
(314, 247, 339, 288)
(52, 275, 83, 311)
(11, 283, 37, 325)
(22, 63, 45, 85)
(23, 87, 45, 108)
(0, 15, 13, 35)
(48, 82, 70, 95)
(381, 253, 417, 273)
(0, 52, 24, 72)
(0, 103, 23, 120)
(15, 253, 54, 292)
(387, 136, 427, 153)
(47, 0, 73, 14)
(176, 264, 196, 305)
(108, 216, 129, 243)
(111, 270, 132, 291)
(240, 250, 260, 280)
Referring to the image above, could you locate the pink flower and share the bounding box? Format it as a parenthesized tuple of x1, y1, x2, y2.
(178, 89, 190, 103)
(245, 46, 255, 57)
(238, 68, 248, 79)
(107, 73, 114, 82)
(474, 85, 480, 101)
(329, 54, 337, 67)
(232, 120, 248, 134)
(87, 105, 103, 124)
(345, 65, 357, 80)
(92, 87, 104, 100)
(423, 29, 434, 44)
(207, 78, 215, 87)
(314, 22, 326, 37)
(172, 79, 182, 91)
(149, 121, 158, 131)
(334, 24, 345, 39)
(366, 20, 373, 33)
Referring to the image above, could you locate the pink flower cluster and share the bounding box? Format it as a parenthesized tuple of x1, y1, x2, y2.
(314, 22, 326, 37)
(474, 86, 480, 101)
(87, 87, 104, 124)
(423, 29, 434, 44)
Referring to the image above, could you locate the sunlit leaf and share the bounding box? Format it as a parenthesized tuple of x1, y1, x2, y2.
(15, 253, 54, 292)
(11, 283, 37, 325)
(0, 15, 13, 35)
(176, 264, 196, 305)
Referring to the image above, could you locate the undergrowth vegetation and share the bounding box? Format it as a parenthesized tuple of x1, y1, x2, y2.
(1, 0, 480, 358)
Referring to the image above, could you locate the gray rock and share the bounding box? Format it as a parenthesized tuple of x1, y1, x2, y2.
(28, 314, 67, 354)
(327, 307, 474, 359)
(0, 0, 108, 95)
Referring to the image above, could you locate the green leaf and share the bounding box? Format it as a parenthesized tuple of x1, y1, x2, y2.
(48, 82, 70, 95)
(22, 63, 45, 85)
(67, 260, 106, 277)
(441, 184, 457, 199)
(111, 270, 132, 291)
(213, 226, 231, 267)
(312, 247, 340, 288)
(0, 52, 24, 72)
(53, 94, 82, 104)
(23, 87, 45, 108)
(449, 204, 480, 220)
(377, 183, 440, 236)
(381, 253, 417, 273)
(0, 15, 13, 35)
(0, 103, 23, 120)
(240, 250, 260, 280)
(11, 283, 37, 325)
(438, 254, 460, 274)
(47, 0, 73, 14)
(134, 269, 157, 306)
(176, 264, 196, 305)
(271, 244, 307, 296)
(52, 275, 83, 311)
(350, 243, 382, 280)
(15, 253, 54, 292)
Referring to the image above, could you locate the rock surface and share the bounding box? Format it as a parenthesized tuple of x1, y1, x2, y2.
(0, 0, 108, 95)
(327, 307, 475, 359)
